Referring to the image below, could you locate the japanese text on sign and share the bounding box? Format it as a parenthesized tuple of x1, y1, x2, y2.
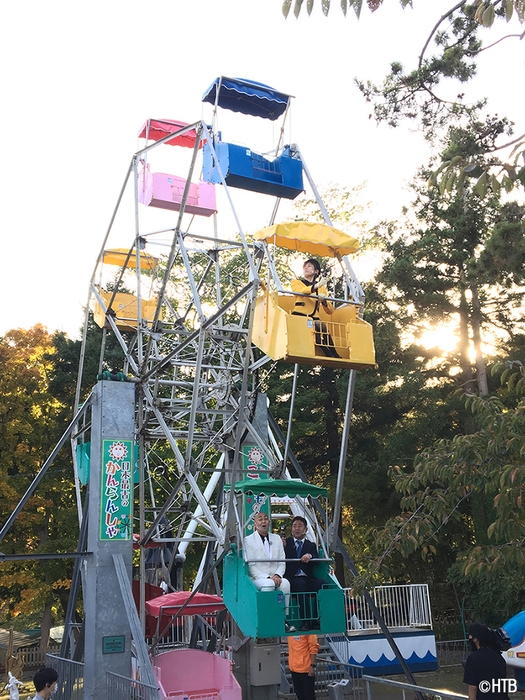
(100, 440, 133, 541)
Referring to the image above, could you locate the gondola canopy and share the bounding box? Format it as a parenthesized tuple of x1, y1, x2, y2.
(202, 77, 291, 120)
(254, 222, 360, 257)
(232, 478, 328, 499)
(137, 119, 203, 149)
(145, 591, 225, 618)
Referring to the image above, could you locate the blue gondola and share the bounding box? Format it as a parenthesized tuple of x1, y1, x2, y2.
(202, 142, 303, 199)
(201, 77, 304, 199)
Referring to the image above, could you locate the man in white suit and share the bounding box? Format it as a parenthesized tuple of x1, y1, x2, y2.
(243, 511, 294, 629)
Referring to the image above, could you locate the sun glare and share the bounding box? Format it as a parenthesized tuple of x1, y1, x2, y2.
(419, 323, 458, 354)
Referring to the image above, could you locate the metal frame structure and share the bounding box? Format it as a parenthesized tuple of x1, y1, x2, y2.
(72, 115, 367, 606)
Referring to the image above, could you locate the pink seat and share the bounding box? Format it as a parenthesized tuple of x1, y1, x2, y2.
(152, 648, 241, 700)
(138, 166, 217, 217)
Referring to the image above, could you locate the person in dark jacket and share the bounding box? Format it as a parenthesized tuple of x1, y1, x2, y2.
(284, 516, 326, 630)
(463, 623, 510, 700)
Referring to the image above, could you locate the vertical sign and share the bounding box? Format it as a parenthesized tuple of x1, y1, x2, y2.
(242, 444, 269, 481)
(100, 439, 134, 541)
(242, 444, 270, 535)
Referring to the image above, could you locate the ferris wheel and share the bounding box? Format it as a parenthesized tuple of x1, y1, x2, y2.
(62, 77, 380, 665)
(0, 78, 432, 700)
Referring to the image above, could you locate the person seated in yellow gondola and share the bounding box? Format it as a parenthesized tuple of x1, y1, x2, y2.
(291, 259, 340, 358)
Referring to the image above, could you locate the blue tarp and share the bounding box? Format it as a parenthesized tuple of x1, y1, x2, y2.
(202, 77, 291, 120)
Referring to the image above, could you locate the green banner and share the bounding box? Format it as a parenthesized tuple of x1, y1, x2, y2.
(100, 439, 134, 541)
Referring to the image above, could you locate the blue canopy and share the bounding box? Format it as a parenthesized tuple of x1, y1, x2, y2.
(202, 77, 291, 121)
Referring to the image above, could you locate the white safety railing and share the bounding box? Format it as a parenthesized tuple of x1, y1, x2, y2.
(362, 674, 467, 700)
(45, 654, 84, 700)
(148, 612, 234, 650)
(343, 584, 433, 632)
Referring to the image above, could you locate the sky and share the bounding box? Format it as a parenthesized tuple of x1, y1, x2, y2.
(1, 0, 523, 340)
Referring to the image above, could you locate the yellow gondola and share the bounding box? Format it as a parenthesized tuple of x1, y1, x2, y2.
(99, 247, 158, 271)
(93, 247, 161, 330)
(93, 291, 159, 331)
(252, 223, 376, 369)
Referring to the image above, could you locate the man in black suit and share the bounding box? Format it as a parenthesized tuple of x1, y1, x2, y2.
(284, 516, 326, 630)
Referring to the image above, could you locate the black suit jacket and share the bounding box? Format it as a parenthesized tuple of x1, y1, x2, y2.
(284, 537, 319, 579)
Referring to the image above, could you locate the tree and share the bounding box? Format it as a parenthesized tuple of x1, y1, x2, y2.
(364, 361, 525, 624)
(0, 325, 79, 649)
(284, 1, 524, 36)
(374, 121, 525, 398)
(284, 1, 525, 206)
(303, 134, 525, 620)
(353, 2, 525, 201)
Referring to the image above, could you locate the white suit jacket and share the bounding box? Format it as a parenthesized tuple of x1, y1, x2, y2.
(243, 531, 286, 580)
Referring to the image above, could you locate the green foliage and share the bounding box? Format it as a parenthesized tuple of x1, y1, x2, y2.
(475, 202, 525, 288)
(375, 131, 525, 400)
(283, 0, 525, 228)
(430, 121, 525, 206)
(293, 182, 371, 227)
(326, 115, 525, 616)
(0, 325, 78, 631)
(363, 362, 525, 621)
(338, 1, 525, 204)
(448, 562, 525, 626)
(282, 0, 413, 19)
(355, 4, 485, 133)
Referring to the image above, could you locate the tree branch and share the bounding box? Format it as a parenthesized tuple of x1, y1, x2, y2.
(489, 132, 525, 153)
(418, 0, 469, 68)
(480, 29, 525, 52)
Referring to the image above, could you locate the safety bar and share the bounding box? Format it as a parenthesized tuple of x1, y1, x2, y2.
(278, 290, 360, 306)
(243, 557, 332, 563)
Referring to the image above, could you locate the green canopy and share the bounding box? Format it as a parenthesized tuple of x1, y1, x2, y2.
(232, 478, 327, 499)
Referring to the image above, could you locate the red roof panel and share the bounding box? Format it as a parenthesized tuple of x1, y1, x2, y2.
(138, 119, 204, 148)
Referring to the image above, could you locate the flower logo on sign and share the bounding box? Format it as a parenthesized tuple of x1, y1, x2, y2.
(247, 447, 264, 464)
(108, 441, 128, 461)
(246, 446, 266, 480)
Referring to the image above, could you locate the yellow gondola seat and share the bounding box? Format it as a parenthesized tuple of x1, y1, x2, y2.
(93, 292, 159, 331)
(253, 290, 375, 369)
(252, 222, 376, 369)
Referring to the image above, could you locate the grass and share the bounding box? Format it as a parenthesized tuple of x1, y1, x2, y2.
(0, 681, 35, 700)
